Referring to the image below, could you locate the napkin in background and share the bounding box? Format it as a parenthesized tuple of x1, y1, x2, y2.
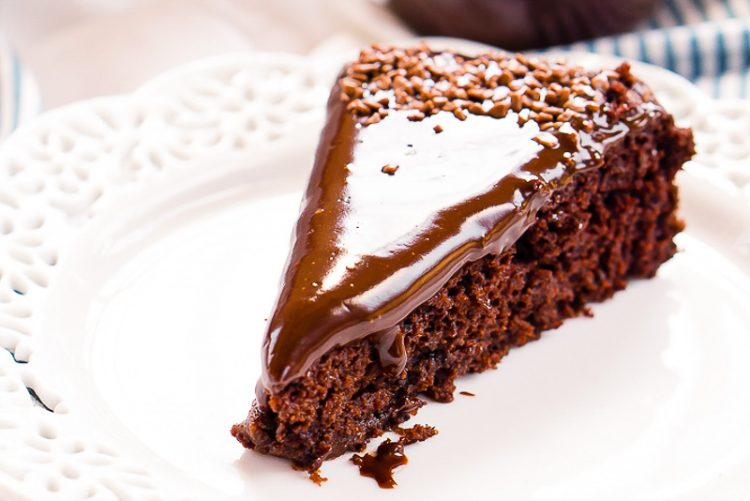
(0, 37, 40, 140)
(560, 0, 750, 98)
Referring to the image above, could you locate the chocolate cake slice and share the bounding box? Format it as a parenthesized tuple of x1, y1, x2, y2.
(232, 45, 694, 471)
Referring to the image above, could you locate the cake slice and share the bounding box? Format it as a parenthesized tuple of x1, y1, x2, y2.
(232, 45, 694, 471)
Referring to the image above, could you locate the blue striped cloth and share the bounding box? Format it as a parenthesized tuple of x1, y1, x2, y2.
(0, 38, 40, 140)
(558, 0, 750, 98)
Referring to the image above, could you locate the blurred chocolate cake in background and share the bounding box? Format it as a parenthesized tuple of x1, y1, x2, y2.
(389, 0, 660, 50)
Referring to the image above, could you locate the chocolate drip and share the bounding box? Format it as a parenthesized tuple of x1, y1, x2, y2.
(351, 438, 407, 489)
(352, 424, 438, 488)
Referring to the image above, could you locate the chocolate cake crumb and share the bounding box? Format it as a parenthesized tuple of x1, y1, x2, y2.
(381, 164, 400, 175)
(393, 424, 438, 445)
(308, 469, 327, 485)
(459, 391, 475, 397)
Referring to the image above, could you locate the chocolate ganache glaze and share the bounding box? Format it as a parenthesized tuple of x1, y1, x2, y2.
(258, 46, 662, 396)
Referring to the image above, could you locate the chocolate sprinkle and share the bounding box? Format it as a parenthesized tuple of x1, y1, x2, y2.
(340, 44, 624, 145)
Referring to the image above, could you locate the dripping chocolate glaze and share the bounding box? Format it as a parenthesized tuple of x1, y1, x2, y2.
(351, 438, 407, 489)
(352, 424, 437, 488)
(258, 50, 663, 397)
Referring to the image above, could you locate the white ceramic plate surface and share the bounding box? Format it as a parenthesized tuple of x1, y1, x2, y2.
(0, 45, 749, 501)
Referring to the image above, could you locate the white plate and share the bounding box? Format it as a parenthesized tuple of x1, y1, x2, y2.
(0, 47, 749, 501)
